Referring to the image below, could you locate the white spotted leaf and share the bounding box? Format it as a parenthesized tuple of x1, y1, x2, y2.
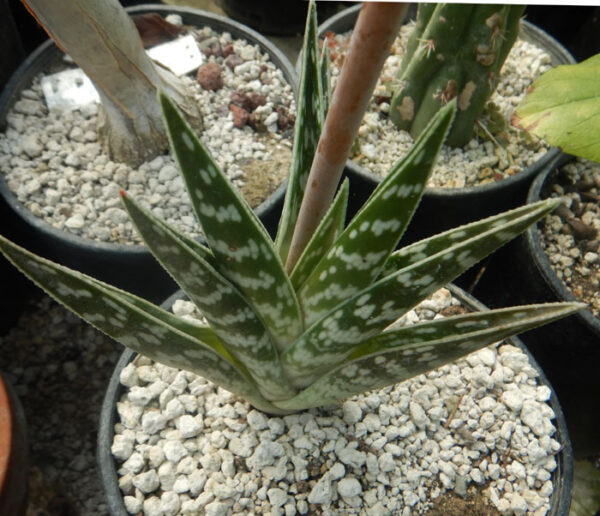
(282, 197, 560, 385)
(290, 179, 349, 290)
(319, 39, 332, 120)
(159, 93, 303, 350)
(275, 1, 325, 263)
(275, 302, 582, 411)
(0, 235, 291, 414)
(120, 191, 296, 401)
(298, 101, 455, 326)
(380, 199, 561, 277)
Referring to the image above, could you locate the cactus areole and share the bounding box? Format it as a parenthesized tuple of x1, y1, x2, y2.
(390, 4, 525, 147)
(0, 2, 581, 415)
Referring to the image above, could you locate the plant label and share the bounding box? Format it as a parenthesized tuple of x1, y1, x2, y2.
(146, 35, 204, 76)
(41, 68, 100, 111)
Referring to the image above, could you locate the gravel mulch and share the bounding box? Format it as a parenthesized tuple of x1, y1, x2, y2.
(0, 17, 295, 245)
(539, 158, 600, 317)
(324, 22, 554, 189)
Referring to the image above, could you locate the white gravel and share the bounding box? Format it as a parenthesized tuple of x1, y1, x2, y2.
(0, 23, 295, 244)
(327, 23, 554, 188)
(539, 158, 600, 316)
(112, 288, 564, 515)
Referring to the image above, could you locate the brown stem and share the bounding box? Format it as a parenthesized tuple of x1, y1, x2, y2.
(285, 2, 407, 272)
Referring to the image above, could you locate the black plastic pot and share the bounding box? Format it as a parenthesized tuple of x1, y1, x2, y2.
(0, 5, 297, 305)
(220, 0, 349, 36)
(97, 284, 573, 515)
(472, 160, 600, 458)
(315, 4, 576, 244)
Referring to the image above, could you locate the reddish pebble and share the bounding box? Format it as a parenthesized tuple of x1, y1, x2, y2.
(197, 62, 223, 91)
(230, 104, 249, 128)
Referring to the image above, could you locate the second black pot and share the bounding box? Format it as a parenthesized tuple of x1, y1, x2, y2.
(315, 4, 575, 244)
(0, 5, 297, 305)
(472, 161, 600, 458)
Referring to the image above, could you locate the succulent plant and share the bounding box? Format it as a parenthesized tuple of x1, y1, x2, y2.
(390, 4, 525, 147)
(0, 3, 581, 415)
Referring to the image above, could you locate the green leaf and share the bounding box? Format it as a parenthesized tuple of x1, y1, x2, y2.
(298, 101, 456, 326)
(0, 235, 291, 415)
(514, 54, 600, 163)
(275, 302, 583, 411)
(120, 191, 296, 401)
(319, 41, 332, 120)
(159, 92, 303, 350)
(290, 179, 349, 291)
(275, 0, 323, 263)
(380, 199, 561, 277)
(283, 198, 560, 385)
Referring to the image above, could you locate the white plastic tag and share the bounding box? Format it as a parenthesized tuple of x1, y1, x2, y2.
(41, 68, 100, 110)
(146, 34, 204, 76)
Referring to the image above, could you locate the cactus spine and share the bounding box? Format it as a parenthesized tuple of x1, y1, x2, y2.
(390, 4, 525, 147)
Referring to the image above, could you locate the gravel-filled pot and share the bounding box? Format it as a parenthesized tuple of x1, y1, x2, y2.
(0, 4, 297, 304)
(98, 285, 573, 515)
(315, 5, 575, 244)
(472, 159, 600, 458)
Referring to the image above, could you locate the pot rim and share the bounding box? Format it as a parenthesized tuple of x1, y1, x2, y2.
(0, 3, 296, 255)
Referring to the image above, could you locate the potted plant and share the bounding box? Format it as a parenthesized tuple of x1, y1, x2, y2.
(0, 2, 582, 512)
(315, 3, 575, 245)
(471, 52, 600, 457)
(0, 1, 297, 303)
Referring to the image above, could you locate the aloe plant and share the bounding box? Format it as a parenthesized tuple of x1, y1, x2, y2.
(390, 4, 525, 147)
(0, 3, 581, 415)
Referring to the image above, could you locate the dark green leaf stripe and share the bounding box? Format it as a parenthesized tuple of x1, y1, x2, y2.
(319, 42, 332, 122)
(290, 179, 349, 291)
(275, 302, 582, 411)
(275, 0, 323, 263)
(298, 101, 455, 326)
(0, 235, 292, 414)
(159, 93, 303, 350)
(283, 196, 559, 384)
(121, 191, 296, 401)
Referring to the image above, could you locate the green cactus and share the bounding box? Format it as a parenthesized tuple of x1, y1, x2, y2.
(0, 3, 580, 415)
(390, 4, 525, 147)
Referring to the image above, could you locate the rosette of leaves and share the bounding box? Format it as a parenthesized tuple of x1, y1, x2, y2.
(0, 4, 581, 415)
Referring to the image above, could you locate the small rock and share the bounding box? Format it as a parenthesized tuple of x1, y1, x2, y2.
(337, 477, 362, 498)
(197, 62, 223, 91)
(132, 470, 160, 494)
(229, 104, 249, 128)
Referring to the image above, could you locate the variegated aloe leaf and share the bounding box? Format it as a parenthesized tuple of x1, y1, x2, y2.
(298, 101, 455, 326)
(380, 198, 561, 277)
(319, 40, 332, 119)
(159, 93, 303, 350)
(0, 235, 291, 415)
(290, 179, 349, 290)
(120, 191, 296, 401)
(275, 0, 325, 262)
(275, 302, 582, 411)
(282, 197, 560, 385)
